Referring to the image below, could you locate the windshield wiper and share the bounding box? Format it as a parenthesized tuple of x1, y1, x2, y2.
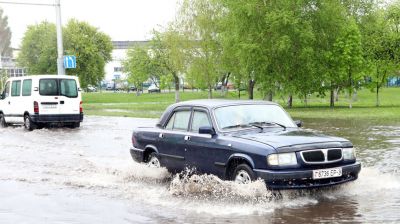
(222, 124, 252, 130)
(249, 121, 286, 130)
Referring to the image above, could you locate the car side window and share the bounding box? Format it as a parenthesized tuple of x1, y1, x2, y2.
(22, 79, 32, 96)
(11, 80, 21, 97)
(2, 81, 10, 99)
(191, 111, 211, 133)
(165, 110, 191, 131)
(165, 113, 176, 130)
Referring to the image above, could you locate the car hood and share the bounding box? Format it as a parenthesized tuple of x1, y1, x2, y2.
(233, 128, 352, 153)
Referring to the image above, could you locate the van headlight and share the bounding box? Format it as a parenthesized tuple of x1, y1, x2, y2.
(267, 153, 298, 166)
(343, 148, 356, 160)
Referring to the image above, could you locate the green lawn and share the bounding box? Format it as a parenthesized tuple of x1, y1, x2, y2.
(83, 88, 400, 121)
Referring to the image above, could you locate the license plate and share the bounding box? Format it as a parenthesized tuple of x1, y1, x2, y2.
(43, 104, 57, 109)
(313, 167, 342, 180)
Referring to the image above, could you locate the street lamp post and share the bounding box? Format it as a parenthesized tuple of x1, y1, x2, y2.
(55, 0, 64, 76)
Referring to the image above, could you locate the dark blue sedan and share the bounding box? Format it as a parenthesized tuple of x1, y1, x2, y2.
(130, 100, 361, 189)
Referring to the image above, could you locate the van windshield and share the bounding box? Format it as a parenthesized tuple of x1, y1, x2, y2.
(39, 79, 78, 98)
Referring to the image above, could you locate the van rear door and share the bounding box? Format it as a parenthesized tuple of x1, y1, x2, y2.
(58, 78, 80, 115)
(38, 78, 60, 115)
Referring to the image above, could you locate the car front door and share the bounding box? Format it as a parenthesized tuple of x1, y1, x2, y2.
(185, 108, 228, 177)
(0, 81, 12, 122)
(157, 108, 191, 172)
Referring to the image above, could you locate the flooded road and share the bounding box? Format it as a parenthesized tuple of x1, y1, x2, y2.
(0, 116, 399, 223)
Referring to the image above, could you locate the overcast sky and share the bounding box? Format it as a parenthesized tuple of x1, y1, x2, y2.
(0, 0, 179, 48)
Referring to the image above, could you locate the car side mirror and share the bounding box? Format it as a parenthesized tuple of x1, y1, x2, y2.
(199, 126, 216, 136)
(295, 120, 302, 127)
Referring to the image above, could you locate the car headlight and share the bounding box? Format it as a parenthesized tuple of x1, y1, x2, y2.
(267, 153, 298, 166)
(343, 148, 356, 160)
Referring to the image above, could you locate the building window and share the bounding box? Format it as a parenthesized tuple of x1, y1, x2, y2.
(114, 67, 123, 72)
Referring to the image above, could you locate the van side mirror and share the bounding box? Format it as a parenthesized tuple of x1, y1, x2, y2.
(199, 126, 216, 136)
(295, 120, 302, 127)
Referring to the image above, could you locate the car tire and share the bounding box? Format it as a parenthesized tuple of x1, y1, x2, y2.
(0, 113, 7, 128)
(24, 114, 37, 131)
(146, 152, 161, 168)
(232, 164, 256, 184)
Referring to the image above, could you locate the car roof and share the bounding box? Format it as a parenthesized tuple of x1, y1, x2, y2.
(173, 99, 278, 109)
(157, 99, 280, 127)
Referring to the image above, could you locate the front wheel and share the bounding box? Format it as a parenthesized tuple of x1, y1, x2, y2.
(146, 152, 161, 168)
(233, 164, 256, 184)
(24, 115, 36, 131)
(0, 113, 7, 128)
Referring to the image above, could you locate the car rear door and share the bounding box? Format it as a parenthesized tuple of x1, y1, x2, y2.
(58, 78, 80, 115)
(9, 79, 23, 123)
(157, 108, 191, 172)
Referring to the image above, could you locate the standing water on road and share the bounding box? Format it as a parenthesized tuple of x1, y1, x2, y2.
(0, 116, 399, 223)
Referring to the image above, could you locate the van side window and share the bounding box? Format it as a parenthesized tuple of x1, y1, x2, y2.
(2, 82, 10, 99)
(22, 79, 32, 96)
(11, 80, 21, 97)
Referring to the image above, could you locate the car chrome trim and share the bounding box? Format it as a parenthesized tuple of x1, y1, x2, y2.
(300, 148, 343, 164)
(158, 153, 185, 161)
(214, 162, 226, 167)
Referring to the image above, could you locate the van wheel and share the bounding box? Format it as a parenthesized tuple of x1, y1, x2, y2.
(68, 122, 80, 129)
(0, 113, 7, 128)
(24, 115, 36, 131)
(232, 164, 256, 184)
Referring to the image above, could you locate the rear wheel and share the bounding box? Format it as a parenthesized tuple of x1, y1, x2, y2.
(0, 113, 7, 128)
(232, 164, 256, 184)
(68, 122, 80, 129)
(146, 152, 161, 168)
(24, 115, 36, 131)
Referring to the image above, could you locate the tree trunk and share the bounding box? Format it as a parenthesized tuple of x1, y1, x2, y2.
(287, 95, 293, 108)
(263, 91, 273, 101)
(208, 85, 212, 99)
(174, 75, 180, 103)
(304, 94, 308, 107)
(376, 82, 380, 107)
(248, 79, 255, 100)
(330, 87, 335, 108)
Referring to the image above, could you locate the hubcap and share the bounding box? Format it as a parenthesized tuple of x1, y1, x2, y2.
(234, 170, 251, 184)
(25, 117, 30, 129)
(148, 156, 160, 168)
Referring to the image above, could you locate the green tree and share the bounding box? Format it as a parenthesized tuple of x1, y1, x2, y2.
(179, 0, 223, 99)
(64, 19, 112, 88)
(18, 20, 112, 88)
(149, 27, 187, 102)
(0, 8, 12, 57)
(123, 46, 152, 96)
(18, 22, 57, 74)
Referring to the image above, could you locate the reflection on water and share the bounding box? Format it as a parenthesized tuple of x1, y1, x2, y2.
(0, 116, 399, 223)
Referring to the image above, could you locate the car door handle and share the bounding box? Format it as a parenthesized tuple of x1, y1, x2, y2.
(184, 136, 191, 141)
(159, 133, 164, 138)
(8, 101, 10, 105)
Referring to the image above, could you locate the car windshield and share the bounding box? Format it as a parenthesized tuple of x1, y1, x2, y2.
(214, 104, 296, 130)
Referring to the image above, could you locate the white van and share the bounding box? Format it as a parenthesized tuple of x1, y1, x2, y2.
(0, 75, 83, 130)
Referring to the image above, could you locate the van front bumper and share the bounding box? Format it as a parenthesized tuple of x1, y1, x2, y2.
(254, 162, 361, 190)
(31, 113, 84, 123)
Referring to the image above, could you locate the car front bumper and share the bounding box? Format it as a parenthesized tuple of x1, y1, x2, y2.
(254, 162, 361, 190)
(31, 113, 84, 123)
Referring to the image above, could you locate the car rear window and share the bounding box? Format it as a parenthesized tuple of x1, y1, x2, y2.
(11, 80, 21, 97)
(39, 78, 78, 98)
(22, 79, 32, 96)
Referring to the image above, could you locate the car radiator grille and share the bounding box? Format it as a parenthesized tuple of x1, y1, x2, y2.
(300, 148, 343, 164)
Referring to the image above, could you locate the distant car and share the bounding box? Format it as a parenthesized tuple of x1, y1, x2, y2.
(87, 85, 97, 92)
(148, 84, 160, 93)
(0, 75, 83, 130)
(130, 100, 361, 189)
